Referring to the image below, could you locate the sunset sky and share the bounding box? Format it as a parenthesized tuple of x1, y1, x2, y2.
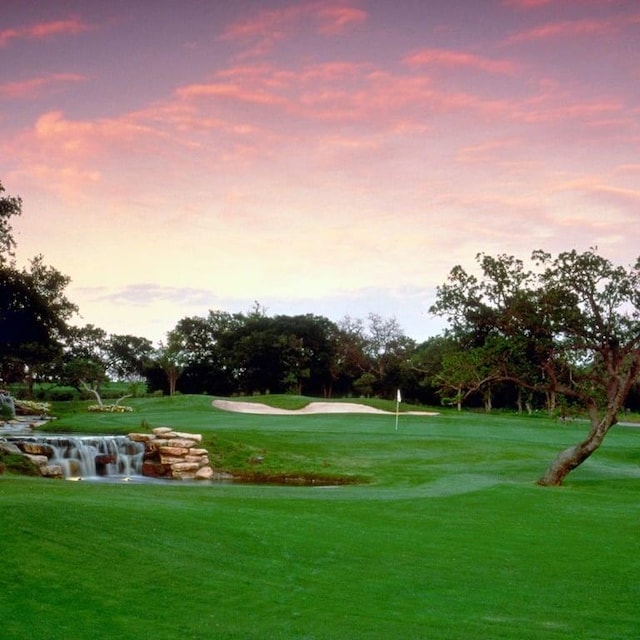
(2, 0, 639, 344)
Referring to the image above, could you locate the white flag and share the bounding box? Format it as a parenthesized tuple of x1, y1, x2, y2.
(396, 389, 402, 403)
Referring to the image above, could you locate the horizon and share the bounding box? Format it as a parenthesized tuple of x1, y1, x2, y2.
(2, 0, 639, 343)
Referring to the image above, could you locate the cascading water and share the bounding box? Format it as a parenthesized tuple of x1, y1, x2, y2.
(6, 435, 145, 479)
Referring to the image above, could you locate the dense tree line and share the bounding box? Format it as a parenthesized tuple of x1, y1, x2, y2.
(3, 181, 640, 484)
(145, 309, 423, 400)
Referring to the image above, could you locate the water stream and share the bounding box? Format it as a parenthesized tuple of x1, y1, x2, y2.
(5, 435, 145, 479)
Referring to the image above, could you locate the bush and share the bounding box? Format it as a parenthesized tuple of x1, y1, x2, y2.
(33, 388, 77, 401)
(87, 404, 134, 413)
(0, 404, 14, 420)
(15, 400, 51, 416)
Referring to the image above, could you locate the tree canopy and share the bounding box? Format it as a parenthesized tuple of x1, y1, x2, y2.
(431, 248, 640, 485)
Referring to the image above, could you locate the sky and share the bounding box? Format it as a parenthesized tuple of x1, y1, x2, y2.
(2, 0, 639, 345)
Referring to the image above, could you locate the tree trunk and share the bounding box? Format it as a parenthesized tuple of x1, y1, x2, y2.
(538, 355, 640, 486)
(81, 380, 103, 407)
(545, 390, 556, 415)
(537, 410, 615, 486)
(483, 385, 492, 412)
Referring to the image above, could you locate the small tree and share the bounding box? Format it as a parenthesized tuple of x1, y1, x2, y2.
(155, 331, 187, 396)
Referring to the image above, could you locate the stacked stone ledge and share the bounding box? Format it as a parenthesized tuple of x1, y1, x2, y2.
(129, 427, 214, 480)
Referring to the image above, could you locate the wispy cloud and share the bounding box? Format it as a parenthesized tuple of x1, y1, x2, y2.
(0, 15, 94, 47)
(505, 17, 616, 44)
(502, 0, 554, 8)
(404, 48, 519, 75)
(82, 284, 219, 307)
(221, 1, 367, 57)
(0, 73, 87, 100)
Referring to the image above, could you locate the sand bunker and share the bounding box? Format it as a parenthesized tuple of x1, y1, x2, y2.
(212, 399, 438, 416)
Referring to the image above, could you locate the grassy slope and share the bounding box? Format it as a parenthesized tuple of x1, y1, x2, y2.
(2, 395, 639, 639)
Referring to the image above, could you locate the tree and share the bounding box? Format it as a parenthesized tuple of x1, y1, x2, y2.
(331, 316, 371, 394)
(0, 180, 21, 263)
(167, 311, 241, 395)
(59, 324, 109, 393)
(155, 330, 188, 396)
(410, 336, 459, 405)
(105, 334, 154, 381)
(0, 183, 78, 390)
(431, 248, 640, 486)
(363, 314, 414, 398)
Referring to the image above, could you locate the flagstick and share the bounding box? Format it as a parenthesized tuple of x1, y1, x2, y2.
(395, 389, 401, 431)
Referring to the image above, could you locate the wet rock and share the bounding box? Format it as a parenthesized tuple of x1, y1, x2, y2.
(19, 442, 54, 457)
(40, 465, 64, 478)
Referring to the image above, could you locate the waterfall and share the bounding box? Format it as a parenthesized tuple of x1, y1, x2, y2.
(7, 435, 145, 479)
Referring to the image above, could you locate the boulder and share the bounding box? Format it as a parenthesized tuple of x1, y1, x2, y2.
(128, 433, 155, 442)
(185, 454, 209, 466)
(166, 438, 199, 449)
(20, 442, 54, 457)
(40, 464, 64, 478)
(172, 470, 197, 480)
(158, 446, 190, 457)
(24, 454, 49, 467)
(172, 431, 203, 442)
(159, 455, 186, 465)
(171, 462, 199, 473)
(152, 427, 173, 435)
(0, 441, 22, 455)
(195, 466, 215, 480)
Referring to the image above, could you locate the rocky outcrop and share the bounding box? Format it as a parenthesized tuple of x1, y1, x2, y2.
(130, 427, 214, 480)
(1, 429, 216, 481)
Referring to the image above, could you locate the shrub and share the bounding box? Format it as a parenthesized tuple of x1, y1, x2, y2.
(15, 400, 51, 416)
(87, 404, 134, 413)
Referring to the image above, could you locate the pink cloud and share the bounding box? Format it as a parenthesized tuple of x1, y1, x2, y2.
(404, 48, 519, 75)
(0, 16, 94, 47)
(315, 5, 367, 35)
(515, 96, 623, 124)
(505, 17, 615, 44)
(176, 82, 289, 107)
(0, 73, 86, 100)
(554, 177, 640, 212)
(502, 0, 554, 8)
(221, 2, 367, 57)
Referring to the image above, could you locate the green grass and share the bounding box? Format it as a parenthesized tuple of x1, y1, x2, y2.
(2, 395, 639, 639)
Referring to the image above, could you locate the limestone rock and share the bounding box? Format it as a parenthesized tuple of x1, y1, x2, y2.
(172, 431, 203, 442)
(40, 464, 64, 478)
(159, 446, 190, 457)
(195, 466, 214, 480)
(20, 442, 54, 457)
(24, 453, 49, 467)
(172, 470, 197, 480)
(172, 462, 200, 473)
(152, 427, 173, 435)
(167, 438, 199, 449)
(159, 455, 186, 465)
(128, 433, 155, 442)
(0, 441, 21, 455)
